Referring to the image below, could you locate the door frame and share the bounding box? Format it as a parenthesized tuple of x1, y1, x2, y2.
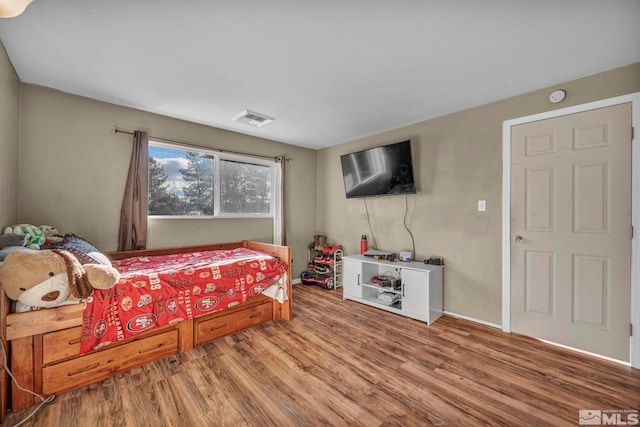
(502, 92, 640, 368)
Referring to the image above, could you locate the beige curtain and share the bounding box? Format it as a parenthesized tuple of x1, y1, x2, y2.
(117, 130, 149, 251)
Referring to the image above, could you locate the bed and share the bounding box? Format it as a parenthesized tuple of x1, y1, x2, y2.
(0, 240, 292, 419)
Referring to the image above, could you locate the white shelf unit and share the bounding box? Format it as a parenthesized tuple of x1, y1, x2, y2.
(301, 248, 343, 290)
(342, 255, 443, 324)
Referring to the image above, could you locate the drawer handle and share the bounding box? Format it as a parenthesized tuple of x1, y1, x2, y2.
(249, 312, 262, 319)
(68, 363, 100, 377)
(138, 343, 164, 354)
(210, 323, 228, 331)
(68, 338, 82, 346)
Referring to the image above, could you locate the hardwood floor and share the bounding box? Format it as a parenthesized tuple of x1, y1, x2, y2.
(5, 284, 640, 426)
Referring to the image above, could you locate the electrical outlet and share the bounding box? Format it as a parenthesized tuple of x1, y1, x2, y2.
(478, 200, 486, 212)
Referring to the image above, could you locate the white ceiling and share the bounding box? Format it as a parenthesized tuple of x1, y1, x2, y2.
(1, 1, 639, 150)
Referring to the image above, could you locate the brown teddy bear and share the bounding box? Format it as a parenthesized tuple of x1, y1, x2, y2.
(315, 235, 328, 251)
(0, 249, 120, 308)
(307, 234, 328, 251)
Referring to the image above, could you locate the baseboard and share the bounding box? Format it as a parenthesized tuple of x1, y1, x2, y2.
(444, 311, 502, 330)
(292, 278, 302, 285)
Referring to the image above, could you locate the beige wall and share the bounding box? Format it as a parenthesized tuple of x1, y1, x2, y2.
(11, 51, 640, 324)
(18, 85, 317, 276)
(317, 63, 640, 325)
(0, 41, 20, 228)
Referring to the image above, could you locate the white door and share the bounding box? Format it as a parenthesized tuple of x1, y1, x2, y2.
(510, 103, 632, 361)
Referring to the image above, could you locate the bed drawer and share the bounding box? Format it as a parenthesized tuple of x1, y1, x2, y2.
(42, 326, 83, 365)
(195, 301, 272, 345)
(42, 329, 178, 395)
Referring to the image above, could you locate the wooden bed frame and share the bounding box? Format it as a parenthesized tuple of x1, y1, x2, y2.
(0, 240, 292, 421)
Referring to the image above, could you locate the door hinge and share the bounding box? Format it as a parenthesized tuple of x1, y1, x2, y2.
(631, 323, 633, 337)
(632, 225, 634, 239)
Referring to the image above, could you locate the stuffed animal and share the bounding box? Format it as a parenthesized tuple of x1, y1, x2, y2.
(39, 225, 65, 246)
(308, 235, 320, 250)
(308, 235, 330, 251)
(307, 235, 329, 251)
(0, 249, 120, 308)
(316, 235, 327, 251)
(4, 224, 45, 248)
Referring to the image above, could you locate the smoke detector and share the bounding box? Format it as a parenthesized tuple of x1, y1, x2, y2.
(233, 109, 275, 127)
(549, 89, 566, 103)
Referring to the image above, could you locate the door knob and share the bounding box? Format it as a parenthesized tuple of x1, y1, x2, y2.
(513, 235, 523, 243)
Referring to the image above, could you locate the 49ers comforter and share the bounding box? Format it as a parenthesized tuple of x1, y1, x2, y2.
(80, 247, 288, 353)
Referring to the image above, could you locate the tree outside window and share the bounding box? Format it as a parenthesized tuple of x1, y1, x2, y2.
(148, 142, 274, 217)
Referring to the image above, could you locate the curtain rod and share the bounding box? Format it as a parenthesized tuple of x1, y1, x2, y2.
(111, 127, 289, 162)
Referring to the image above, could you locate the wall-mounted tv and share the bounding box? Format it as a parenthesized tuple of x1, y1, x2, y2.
(340, 139, 416, 199)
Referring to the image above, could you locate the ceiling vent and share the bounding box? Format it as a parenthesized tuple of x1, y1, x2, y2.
(233, 109, 275, 127)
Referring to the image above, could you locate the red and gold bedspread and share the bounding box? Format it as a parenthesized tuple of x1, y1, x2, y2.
(80, 248, 287, 353)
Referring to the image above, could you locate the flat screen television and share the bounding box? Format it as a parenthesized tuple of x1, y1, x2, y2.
(340, 139, 416, 198)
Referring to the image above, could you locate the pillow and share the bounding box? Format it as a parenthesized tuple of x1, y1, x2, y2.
(61, 234, 112, 266)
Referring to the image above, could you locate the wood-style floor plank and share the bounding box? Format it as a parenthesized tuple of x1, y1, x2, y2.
(5, 284, 640, 426)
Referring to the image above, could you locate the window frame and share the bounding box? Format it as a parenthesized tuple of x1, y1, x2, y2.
(148, 140, 277, 219)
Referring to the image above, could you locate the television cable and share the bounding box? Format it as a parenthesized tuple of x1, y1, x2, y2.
(363, 197, 378, 250)
(404, 194, 416, 259)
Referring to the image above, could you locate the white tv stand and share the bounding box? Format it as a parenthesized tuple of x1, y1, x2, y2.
(342, 255, 443, 324)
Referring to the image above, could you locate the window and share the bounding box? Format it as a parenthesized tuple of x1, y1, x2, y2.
(148, 141, 275, 217)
